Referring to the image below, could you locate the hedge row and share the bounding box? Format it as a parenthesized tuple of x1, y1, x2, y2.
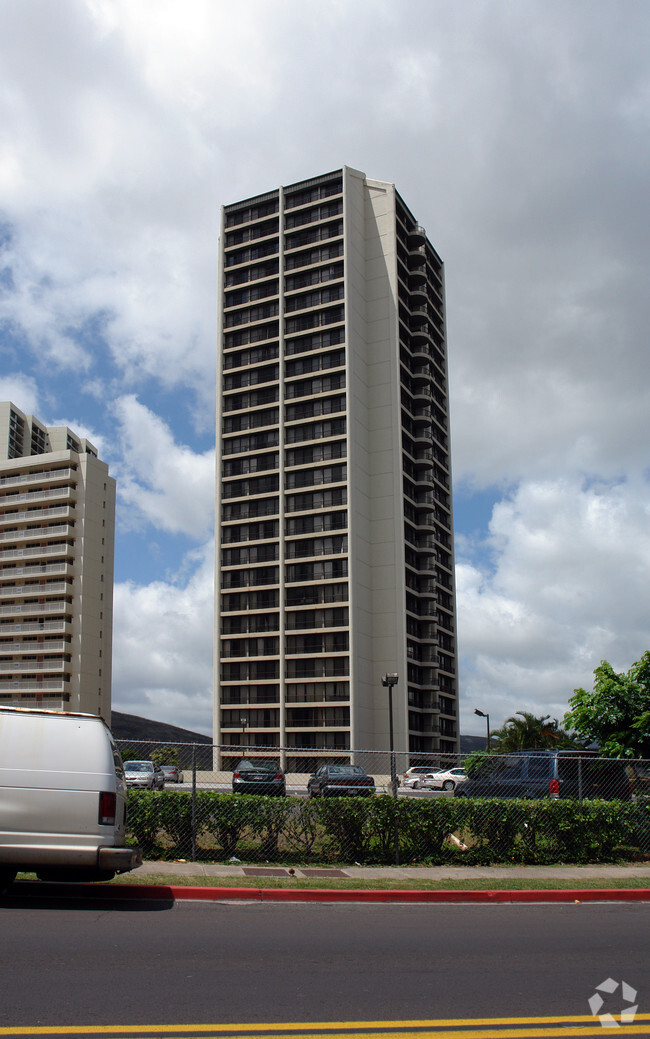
(125, 791, 650, 865)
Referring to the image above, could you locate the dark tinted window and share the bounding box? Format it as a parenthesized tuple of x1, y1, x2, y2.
(498, 756, 524, 777)
(527, 757, 551, 779)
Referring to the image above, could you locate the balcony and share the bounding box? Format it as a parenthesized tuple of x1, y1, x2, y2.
(1, 618, 71, 635)
(407, 247, 426, 273)
(0, 504, 75, 529)
(0, 581, 68, 600)
(0, 640, 69, 654)
(418, 580, 436, 599)
(411, 364, 430, 381)
(0, 468, 75, 490)
(0, 601, 71, 618)
(0, 486, 76, 509)
(0, 696, 71, 712)
(0, 658, 68, 673)
(414, 447, 433, 468)
(0, 544, 73, 563)
(0, 679, 69, 692)
(0, 561, 73, 580)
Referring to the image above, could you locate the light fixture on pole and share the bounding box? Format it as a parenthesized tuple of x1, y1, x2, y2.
(381, 673, 399, 798)
(381, 672, 400, 867)
(240, 714, 248, 752)
(474, 708, 490, 752)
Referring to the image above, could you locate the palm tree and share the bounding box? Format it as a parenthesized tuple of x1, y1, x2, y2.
(489, 711, 576, 752)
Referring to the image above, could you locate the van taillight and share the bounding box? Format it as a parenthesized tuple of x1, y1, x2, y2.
(549, 778, 560, 798)
(99, 791, 117, 826)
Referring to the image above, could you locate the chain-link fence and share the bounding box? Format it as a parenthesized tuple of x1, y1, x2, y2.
(116, 740, 650, 867)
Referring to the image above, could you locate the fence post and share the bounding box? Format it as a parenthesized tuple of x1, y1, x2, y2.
(578, 756, 583, 804)
(191, 743, 197, 862)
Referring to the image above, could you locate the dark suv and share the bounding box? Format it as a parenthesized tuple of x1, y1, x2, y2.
(454, 750, 632, 801)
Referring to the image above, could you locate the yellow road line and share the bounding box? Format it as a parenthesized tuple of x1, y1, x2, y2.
(1, 1017, 648, 1037)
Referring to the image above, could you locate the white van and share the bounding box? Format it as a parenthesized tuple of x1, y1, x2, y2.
(0, 706, 141, 895)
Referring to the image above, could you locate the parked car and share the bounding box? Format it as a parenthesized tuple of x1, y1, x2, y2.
(402, 766, 438, 788)
(417, 767, 467, 791)
(160, 764, 183, 783)
(232, 759, 286, 796)
(454, 750, 633, 800)
(124, 760, 165, 790)
(307, 764, 375, 797)
(0, 706, 141, 895)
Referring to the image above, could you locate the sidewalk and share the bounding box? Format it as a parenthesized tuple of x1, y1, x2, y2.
(93, 858, 650, 902)
(134, 860, 650, 882)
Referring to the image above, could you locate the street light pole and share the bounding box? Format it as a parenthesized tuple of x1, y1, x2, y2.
(381, 672, 400, 867)
(382, 673, 399, 798)
(474, 708, 490, 752)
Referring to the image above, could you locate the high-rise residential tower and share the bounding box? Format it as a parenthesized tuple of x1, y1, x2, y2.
(215, 167, 458, 770)
(0, 402, 115, 720)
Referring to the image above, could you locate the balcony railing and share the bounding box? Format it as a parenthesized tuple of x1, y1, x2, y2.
(0, 561, 70, 579)
(0, 619, 70, 634)
(0, 505, 74, 527)
(0, 523, 72, 544)
(0, 640, 68, 654)
(0, 581, 68, 599)
(0, 468, 75, 489)
(0, 601, 70, 617)
(0, 659, 68, 673)
(0, 679, 68, 691)
(0, 544, 73, 562)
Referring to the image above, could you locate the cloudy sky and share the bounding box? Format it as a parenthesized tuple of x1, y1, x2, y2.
(1, 0, 649, 739)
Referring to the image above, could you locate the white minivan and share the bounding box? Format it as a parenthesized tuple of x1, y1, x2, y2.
(0, 706, 142, 895)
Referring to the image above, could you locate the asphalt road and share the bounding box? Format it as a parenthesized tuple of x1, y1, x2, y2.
(1, 893, 649, 1034)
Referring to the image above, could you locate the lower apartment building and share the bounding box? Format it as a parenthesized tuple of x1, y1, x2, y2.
(0, 402, 115, 720)
(214, 167, 459, 771)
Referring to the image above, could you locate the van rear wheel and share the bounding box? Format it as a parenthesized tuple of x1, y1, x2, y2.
(0, 869, 17, 897)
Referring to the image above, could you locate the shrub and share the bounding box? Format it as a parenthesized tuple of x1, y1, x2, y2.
(125, 791, 649, 865)
(203, 793, 254, 858)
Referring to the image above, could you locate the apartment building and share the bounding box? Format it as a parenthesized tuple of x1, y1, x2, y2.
(215, 167, 458, 770)
(0, 402, 115, 720)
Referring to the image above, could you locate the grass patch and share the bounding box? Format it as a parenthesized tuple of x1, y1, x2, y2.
(108, 872, 650, 892)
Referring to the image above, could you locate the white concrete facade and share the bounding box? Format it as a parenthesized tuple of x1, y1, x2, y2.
(215, 168, 458, 769)
(0, 402, 115, 720)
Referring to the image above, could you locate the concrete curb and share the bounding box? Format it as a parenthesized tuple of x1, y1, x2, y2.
(90, 884, 650, 904)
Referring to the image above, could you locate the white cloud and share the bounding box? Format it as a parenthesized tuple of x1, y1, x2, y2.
(0, 372, 39, 414)
(112, 541, 214, 734)
(112, 394, 214, 538)
(2, 0, 650, 737)
(457, 476, 650, 735)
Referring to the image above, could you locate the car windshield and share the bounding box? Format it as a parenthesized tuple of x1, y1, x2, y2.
(237, 760, 279, 772)
(328, 766, 365, 776)
(127, 762, 151, 772)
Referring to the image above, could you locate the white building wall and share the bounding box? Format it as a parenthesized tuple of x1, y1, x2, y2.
(215, 168, 458, 763)
(0, 403, 115, 720)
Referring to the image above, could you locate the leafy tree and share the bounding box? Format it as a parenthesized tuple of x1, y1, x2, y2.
(119, 747, 141, 763)
(489, 711, 577, 752)
(564, 651, 650, 757)
(151, 745, 179, 766)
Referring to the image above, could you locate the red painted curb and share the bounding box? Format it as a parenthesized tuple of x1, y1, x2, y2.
(96, 884, 650, 904)
(12, 880, 650, 904)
